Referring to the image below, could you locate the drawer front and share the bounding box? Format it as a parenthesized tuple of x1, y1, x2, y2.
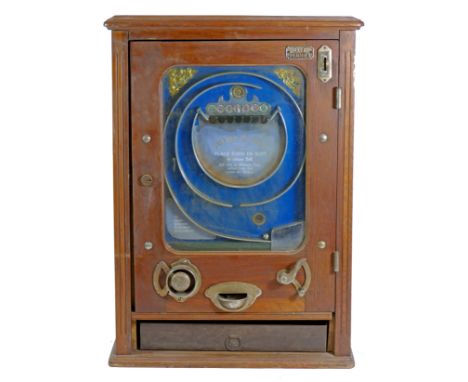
(139, 321, 327, 352)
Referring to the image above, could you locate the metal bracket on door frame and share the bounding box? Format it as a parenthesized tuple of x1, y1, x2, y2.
(332, 251, 340, 273)
(334, 87, 342, 109)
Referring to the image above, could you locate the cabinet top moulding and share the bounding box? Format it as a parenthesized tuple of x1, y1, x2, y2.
(104, 16, 364, 40)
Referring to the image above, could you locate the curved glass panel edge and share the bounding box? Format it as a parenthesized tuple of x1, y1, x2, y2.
(163, 65, 306, 252)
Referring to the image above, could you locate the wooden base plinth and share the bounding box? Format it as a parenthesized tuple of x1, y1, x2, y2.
(109, 342, 354, 368)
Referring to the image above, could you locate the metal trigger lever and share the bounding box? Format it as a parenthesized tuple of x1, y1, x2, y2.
(276, 258, 311, 297)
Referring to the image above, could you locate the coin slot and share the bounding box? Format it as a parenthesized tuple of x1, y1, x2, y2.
(219, 293, 248, 300)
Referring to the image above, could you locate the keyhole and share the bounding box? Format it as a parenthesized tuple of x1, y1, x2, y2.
(318, 46, 332, 82)
(323, 56, 328, 72)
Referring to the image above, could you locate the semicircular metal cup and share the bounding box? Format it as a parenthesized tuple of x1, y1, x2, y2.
(191, 105, 288, 189)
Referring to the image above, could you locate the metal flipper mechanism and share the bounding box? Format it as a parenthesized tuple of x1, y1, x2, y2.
(276, 258, 311, 297)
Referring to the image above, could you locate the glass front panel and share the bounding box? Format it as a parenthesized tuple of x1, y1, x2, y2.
(163, 66, 306, 251)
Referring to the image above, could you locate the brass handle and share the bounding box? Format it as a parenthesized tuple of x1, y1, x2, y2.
(276, 258, 311, 297)
(205, 282, 262, 312)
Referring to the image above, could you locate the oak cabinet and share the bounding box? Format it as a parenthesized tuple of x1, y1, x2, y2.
(105, 15, 363, 368)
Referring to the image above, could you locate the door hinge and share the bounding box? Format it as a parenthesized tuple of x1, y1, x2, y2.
(332, 251, 340, 273)
(334, 87, 342, 110)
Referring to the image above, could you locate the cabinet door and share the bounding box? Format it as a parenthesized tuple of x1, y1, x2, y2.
(131, 40, 339, 313)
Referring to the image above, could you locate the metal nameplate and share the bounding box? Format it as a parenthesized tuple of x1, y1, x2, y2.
(285, 46, 314, 60)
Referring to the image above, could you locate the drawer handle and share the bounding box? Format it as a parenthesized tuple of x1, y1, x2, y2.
(205, 282, 262, 312)
(225, 336, 242, 351)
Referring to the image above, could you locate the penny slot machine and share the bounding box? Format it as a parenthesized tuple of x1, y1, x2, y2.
(105, 16, 363, 368)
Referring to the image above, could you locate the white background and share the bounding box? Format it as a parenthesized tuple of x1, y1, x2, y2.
(1, 0, 467, 381)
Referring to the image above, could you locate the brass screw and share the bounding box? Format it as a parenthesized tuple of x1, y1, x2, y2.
(319, 133, 328, 143)
(317, 240, 327, 249)
(144, 241, 153, 250)
(252, 213, 266, 226)
(140, 174, 153, 187)
(231, 86, 246, 98)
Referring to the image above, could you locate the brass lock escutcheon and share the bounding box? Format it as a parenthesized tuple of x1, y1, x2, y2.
(276, 258, 311, 297)
(153, 259, 201, 302)
(317, 45, 332, 83)
(205, 282, 262, 312)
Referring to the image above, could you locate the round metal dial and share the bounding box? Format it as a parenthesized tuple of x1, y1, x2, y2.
(169, 271, 192, 293)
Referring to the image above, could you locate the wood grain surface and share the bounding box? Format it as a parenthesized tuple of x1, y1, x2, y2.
(108, 15, 362, 367)
(130, 40, 338, 314)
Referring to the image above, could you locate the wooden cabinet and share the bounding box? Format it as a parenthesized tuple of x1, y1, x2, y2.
(105, 15, 363, 368)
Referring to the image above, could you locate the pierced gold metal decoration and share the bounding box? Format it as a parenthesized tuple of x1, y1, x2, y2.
(168, 67, 197, 96)
(274, 68, 302, 96)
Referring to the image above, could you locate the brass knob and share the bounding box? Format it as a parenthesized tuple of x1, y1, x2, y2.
(169, 271, 192, 293)
(153, 259, 201, 302)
